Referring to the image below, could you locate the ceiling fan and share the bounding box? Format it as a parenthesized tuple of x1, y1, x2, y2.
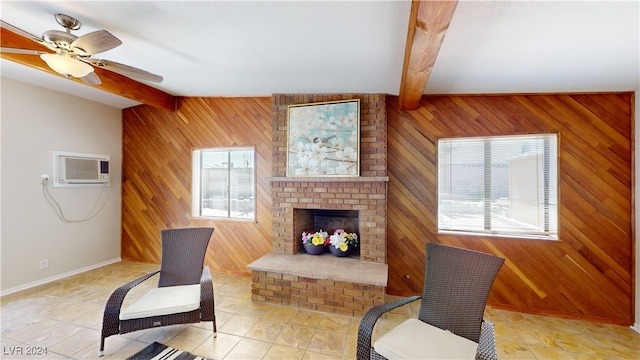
(0, 13, 163, 85)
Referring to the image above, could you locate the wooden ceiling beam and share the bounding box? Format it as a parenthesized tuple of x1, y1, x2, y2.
(1, 25, 176, 112)
(399, 0, 459, 110)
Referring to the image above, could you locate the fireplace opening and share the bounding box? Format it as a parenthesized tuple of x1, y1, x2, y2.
(293, 208, 360, 257)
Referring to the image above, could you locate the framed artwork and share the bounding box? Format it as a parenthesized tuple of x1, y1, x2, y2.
(287, 99, 360, 177)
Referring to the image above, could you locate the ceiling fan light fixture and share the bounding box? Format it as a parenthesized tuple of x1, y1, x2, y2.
(40, 53, 93, 78)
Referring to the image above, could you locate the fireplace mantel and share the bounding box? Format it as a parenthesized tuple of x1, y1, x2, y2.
(270, 176, 389, 183)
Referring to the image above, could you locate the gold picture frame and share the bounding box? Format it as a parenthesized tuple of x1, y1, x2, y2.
(286, 99, 360, 177)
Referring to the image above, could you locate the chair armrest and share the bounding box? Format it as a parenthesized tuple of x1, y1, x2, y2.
(101, 270, 159, 339)
(200, 266, 215, 321)
(475, 321, 498, 360)
(357, 295, 421, 360)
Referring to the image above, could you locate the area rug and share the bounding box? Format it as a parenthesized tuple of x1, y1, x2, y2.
(126, 342, 210, 360)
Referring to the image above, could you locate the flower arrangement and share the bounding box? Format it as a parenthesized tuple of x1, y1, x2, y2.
(302, 230, 329, 246)
(328, 229, 358, 252)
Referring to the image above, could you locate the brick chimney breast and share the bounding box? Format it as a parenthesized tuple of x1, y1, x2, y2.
(249, 94, 389, 316)
(271, 94, 388, 264)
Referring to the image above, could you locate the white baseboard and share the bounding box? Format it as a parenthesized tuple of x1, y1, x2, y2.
(0, 257, 122, 297)
(632, 323, 640, 334)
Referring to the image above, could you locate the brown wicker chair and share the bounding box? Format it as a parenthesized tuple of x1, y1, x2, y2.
(357, 243, 504, 360)
(99, 227, 216, 356)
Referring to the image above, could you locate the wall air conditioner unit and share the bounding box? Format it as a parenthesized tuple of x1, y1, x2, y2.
(53, 151, 111, 187)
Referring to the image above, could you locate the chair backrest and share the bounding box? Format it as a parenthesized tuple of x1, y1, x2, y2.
(158, 227, 214, 287)
(418, 243, 504, 343)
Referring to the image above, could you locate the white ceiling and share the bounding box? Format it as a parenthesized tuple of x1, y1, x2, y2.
(1, 1, 638, 109)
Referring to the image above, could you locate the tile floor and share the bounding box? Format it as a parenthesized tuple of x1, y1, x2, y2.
(1, 260, 639, 359)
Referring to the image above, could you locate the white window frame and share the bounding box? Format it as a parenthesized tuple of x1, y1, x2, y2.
(437, 134, 559, 240)
(192, 147, 256, 221)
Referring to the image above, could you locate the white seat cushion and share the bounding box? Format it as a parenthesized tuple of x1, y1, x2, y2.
(120, 284, 200, 320)
(374, 318, 478, 359)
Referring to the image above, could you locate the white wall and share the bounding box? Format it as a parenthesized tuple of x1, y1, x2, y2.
(1, 77, 122, 294)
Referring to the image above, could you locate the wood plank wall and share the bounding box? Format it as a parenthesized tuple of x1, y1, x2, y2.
(121, 97, 273, 274)
(386, 93, 633, 325)
(121, 92, 634, 324)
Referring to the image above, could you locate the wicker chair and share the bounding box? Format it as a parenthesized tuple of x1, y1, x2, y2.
(99, 227, 216, 356)
(357, 243, 504, 360)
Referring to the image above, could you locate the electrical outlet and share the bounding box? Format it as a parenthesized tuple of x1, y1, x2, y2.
(41, 174, 49, 184)
(39, 259, 48, 270)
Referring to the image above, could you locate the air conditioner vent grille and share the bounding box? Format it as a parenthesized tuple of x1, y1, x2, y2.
(65, 158, 99, 180)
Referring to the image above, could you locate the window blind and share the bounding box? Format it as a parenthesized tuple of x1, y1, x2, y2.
(437, 134, 558, 239)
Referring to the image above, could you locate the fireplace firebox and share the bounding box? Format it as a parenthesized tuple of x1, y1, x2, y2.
(294, 208, 360, 256)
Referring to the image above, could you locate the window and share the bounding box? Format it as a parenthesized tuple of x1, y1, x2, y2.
(192, 147, 255, 221)
(438, 134, 558, 239)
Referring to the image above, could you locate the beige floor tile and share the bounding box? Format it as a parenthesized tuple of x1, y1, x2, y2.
(219, 314, 261, 337)
(0, 309, 38, 337)
(345, 321, 359, 337)
(342, 334, 357, 359)
(217, 282, 252, 300)
(275, 324, 315, 349)
(301, 350, 340, 359)
(550, 331, 603, 354)
(165, 325, 214, 353)
(306, 329, 347, 357)
(232, 288, 252, 300)
(2, 296, 61, 315)
(193, 332, 243, 359)
(289, 309, 326, 328)
(69, 304, 104, 328)
(571, 352, 617, 360)
(317, 315, 352, 334)
(528, 344, 578, 359)
(212, 273, 247, 284)
(7, 318, 82, 347)
(214, 310, 235, 328)
(48, 327, 99, 357)
(494, 321, 528, 344)
(497, 340, 537, 359)
(262, 305, 299, 323)
(263, 344, 306, 360)
(103, 339, 149, 359)
(223, 337, 271, 360)
(245, 318, 287, 342)
(216, 296, 251, 314)
(596, 335, 640, 358)
(50, 300, 102, 324)
(238, 300, 273, 317)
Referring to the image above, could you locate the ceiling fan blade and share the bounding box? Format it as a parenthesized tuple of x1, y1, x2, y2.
(71, 30, 122, 55)
(0, 47, 47, 55)
(80, 71, 102, 85)
(1, 20, 40, 41)
(86, 58, 163, 83)
(1, 20, 58, 51)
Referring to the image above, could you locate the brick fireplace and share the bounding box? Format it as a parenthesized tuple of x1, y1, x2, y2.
(248, 94, 389, 317)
